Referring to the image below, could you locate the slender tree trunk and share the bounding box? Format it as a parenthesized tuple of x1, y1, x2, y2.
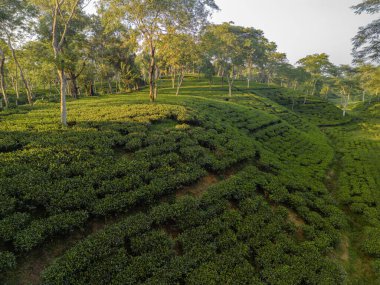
(149, 41, 156, 102)
(291, 95, 295, 111)
(176, 70, 184, 96)
(49, 80, 52, 100)
(14, 65, 20, 105)
(227, 76, 234, 97)
(89, 81, 95, 96)
(172, 68, 176, 89)
(310, 79, 317, 97)
(362, 91, 365, 102)
(0, 48, 8, 108)
(247, 64, 252, 89)
(217, 66, 222, 77)
(343, 96, 347, 117)
(7, 37, 33, 105)
(341, 89, 348, 117)
(228, 81, 232, 96)
(108, 79, 112, 94)
(57, 65, 67, 125)
(68, 71, 79, 99)
(72, 77, 79, 98)
(153, 65, 158, 100)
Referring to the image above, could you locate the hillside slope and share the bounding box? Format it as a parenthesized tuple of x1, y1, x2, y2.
(0, 78, 377, 284)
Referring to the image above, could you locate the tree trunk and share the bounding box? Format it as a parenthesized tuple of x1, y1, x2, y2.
(341, 90, 348, 117)
(227, 76, 234, 97)
(311, 79, 317, 97)
(247, 64, 252, 89)
(0, 48, 8, 108)
(108, 79, 112, 94)
(291, 95, 295, 111)
(49, 80, 52, 100)
(217, 65, 222, 77)
(89, 81, 95, 96)
(153, 65, 159, 100)
(176, 70, 184, 96)
(57, 64, 67, 126)
(362, 91, 365, 102)
(172, 68, 176, 89)
(14, 66, 20, 105)
(149, 42, 156, 102)
(7, 37, 33, 105)
(68, 71, 79, 99)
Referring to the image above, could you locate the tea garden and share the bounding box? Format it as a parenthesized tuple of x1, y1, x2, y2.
(0, 78, 379, 284)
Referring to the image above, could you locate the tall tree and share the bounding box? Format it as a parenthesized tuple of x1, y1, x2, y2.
(30, 0, 88, 126)
(159, 33, 199, 95)
(202, 23, 247, 96)
(297, 53, 333, 103)
(0, 0, 36, 107)
(334, 65, 360, 117)
(352, 0, 380, 63)
(100, 0, 218, 101)
(239, 27, 270, 88)
(358, 64, 380, 102)
(90, 14, 139, 94)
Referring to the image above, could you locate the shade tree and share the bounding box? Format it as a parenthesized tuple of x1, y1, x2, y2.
(357, 64, 380, 102)
(333, 65, 361, 116)
(0, 0, 36, 107)
(297, 53, 334, 103)
(352, 0, 380, 63)
(159, 33, 199, 95)
(202, 23, 248, 96)
(100, 0, 218, 101)
(29, 0, 90, 126)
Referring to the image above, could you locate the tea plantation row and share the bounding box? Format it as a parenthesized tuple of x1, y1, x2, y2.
(0, 79, 365, 284)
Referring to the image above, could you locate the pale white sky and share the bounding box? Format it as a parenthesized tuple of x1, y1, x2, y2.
(211, 0, 377, 65)
(87, 0, 377, 65)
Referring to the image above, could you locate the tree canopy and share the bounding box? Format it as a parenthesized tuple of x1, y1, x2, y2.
(352, 0, 380, 63)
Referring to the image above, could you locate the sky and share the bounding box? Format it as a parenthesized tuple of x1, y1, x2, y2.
(86, 0, 377, 66)
(211, 0, 377, 65)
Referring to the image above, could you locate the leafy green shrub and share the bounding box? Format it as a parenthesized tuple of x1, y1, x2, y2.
(14, 211, 88, 251)
(0, 251, 16, 272)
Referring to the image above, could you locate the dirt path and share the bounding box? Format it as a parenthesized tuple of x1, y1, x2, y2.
(176, 174, 219, 199)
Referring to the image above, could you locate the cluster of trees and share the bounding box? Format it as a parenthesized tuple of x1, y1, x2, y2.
(0, 0, 379, 124)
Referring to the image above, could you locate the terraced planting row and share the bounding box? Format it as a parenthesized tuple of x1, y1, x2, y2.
(40, 166, 345, 285)
(322, 103, 380, 284)
(257, 85, 380, 284)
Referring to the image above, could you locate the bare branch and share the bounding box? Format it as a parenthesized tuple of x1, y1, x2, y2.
(58, 0, 81, 49)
